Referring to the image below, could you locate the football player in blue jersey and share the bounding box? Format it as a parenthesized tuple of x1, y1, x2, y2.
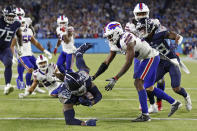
(23, 43, 102, 126)
(0, 6, 23, 95)
(136, 18, 192, 112)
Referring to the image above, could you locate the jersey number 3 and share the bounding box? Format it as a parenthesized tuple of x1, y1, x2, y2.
(0, 29, 14, 42)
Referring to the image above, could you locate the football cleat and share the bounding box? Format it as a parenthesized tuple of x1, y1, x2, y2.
(148, 104, 158, 113)
(132, 114, 151, 122)
(168, 101, 182, 117)
(75, 43, 93, 56)
(4, 84, 14, 95)
(16, 78, 25, 90)
(184, 94, 192, 111)
(157, 100, 163, 111)
(34, 87, 46, 94)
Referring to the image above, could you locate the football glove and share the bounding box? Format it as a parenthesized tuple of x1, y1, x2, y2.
(79, 97, 92, 106)
(44, 49, 52, 59)
(105, 77, 117, 91)
(53, 48, 57, 55)
(85, 119, 97, 126)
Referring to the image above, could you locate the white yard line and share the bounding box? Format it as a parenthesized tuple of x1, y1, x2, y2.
(0, 117, 197, 121)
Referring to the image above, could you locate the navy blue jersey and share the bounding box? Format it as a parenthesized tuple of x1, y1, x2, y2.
(0, 17, 21, 50)
(145, 31, 177, 59)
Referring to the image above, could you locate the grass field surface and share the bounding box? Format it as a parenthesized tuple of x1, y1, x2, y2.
(0, 54, 197, 131)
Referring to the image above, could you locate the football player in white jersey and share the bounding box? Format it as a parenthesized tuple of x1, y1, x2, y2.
(126, 3, 191, 113)
(19, 45, 102, 126)
(19, 55, 62, 98)
(10, 17, 52, 94)
(92, 21, 181, 122)
(15, 7, 35, 35)
(53, 15, 76, 74)
(14, 7, 36, 90)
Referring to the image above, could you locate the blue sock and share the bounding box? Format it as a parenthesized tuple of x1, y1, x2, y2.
(64, 109, 82, 125)
(157, 81, 165, 102)
(26, 73, 32, 86)
(76, 53, 89, 71)
(57, 64, 66, 74)
(157, 81, 165, 91)
(17, 64, 24, 81)
(176, 87, 187, 97)
(153, 88, 175, 104)
(138, 89, 148, 114)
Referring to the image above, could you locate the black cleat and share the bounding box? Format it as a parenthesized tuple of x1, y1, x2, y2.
(132, 114, 151, 122)
(168, 101, 182, 117)
(75, 43, 93, 56)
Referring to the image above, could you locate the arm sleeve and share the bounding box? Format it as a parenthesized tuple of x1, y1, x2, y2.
(89, 85, 102, 104)
(94, 62, 109, 78)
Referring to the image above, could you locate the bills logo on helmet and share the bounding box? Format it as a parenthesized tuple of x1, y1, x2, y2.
(108, 23, 120, 30)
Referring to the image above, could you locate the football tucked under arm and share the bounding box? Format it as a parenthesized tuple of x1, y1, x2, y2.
(83, 85, 102, 106)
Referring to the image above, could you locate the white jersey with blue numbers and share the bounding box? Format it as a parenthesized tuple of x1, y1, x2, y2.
(56, 26, 76, 54)
(33, 63, 61, 95)
(119, 32, 159, 60)
(125, 18, 161, 37)
(20, 27, 33, 57)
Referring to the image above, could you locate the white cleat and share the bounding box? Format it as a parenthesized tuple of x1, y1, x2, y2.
(34, 87, 46, 94)
(185, 95, 192, 111)
(148, 104, 158, 113)
(4, 84, 14, 95)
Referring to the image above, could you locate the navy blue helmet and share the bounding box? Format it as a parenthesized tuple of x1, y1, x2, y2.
(2, 6, 16, 24)
(64, 72, 87, 96)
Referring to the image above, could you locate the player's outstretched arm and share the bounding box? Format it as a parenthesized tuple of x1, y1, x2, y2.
(16, 28, 23, 46)
(165, 31, 183, 45)
(54, 67, 65, 81)
(92, 51, 117, 80)
(10, 37, 17, 54)
(54, 38, 61, 55)
(105, 42, 135, 91)
(31, 36, 52, 59)
(19, 79, 38, 98)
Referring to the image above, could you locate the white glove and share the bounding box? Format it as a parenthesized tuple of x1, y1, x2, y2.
(44, 49, 52, 59)
(18, 46, 23, 56)
(170, 58, 179, 67)
(12, 56, 17, 64)
(176, 35, 183, 45)
(18, 90, 30, 99)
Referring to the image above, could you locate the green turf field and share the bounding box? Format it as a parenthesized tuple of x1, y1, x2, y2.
(0, 54, 197, 131)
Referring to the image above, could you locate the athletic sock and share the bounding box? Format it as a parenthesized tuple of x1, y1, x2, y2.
(153, 88, 175, 104)
(176, 87, 187, 97)
(26, 73, 32, 86)
(138, 89, 148, 114)
(157, 81, 165, 102)
(147, 91, 155, 105)
(17, 64, 24, 81)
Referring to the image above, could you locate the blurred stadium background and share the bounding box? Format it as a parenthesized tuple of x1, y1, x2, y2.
(0, 0, 197, 131)
(0, 0, 197, 56)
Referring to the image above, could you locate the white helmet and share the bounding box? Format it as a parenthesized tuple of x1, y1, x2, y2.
(15, 8, 25, 17)
(36, 55, 48, 72)
(103, 21, 123, 45)
(133, 3, 149, 21)
(18, 16, 26, 30)
(57, 15, 68, 28)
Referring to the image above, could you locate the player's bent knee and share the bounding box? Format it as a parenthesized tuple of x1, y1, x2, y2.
(173, 87, 181, 93)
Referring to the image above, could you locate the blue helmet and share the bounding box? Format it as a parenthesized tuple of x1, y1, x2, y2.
(2, 6, 16, 24)
(64, 72, 87, 96)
